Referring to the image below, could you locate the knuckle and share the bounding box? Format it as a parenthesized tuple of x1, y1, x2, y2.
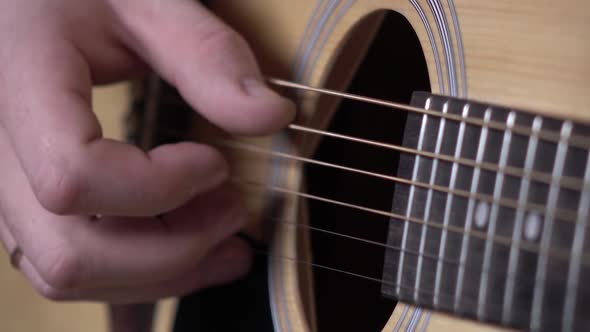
(32, 160, 82, 215)
(37, 246, 87, 291)
(197, 26, 246, 54)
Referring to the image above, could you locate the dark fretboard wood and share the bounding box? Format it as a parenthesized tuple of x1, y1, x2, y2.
(381, 92, 590, 332)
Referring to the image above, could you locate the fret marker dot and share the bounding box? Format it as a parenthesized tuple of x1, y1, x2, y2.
(524, 213, 543, 241)
(475, 202, 489, 228)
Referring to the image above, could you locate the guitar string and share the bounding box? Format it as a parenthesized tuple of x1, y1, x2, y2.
(140, 80, 587, 313)
(153, 122, 586, 193)
(287, 124, 584, 192)
(265, 216, 588, 292)
(141, 80, 590, 263)
(236, 178, 590, 266)
(153, 123, 590, 227)
(219, 139, 580, 222)
(156, 117, 587, 198)
(268, 78, 590, 149)
(257, 248, 545, 316)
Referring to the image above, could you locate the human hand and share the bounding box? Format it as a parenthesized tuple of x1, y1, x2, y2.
(0, 0, 294, 303)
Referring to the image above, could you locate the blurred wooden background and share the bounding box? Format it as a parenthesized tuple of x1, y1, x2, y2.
(0, 83, 176, 332)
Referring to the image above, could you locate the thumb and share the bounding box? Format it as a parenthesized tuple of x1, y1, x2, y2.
(110, 0, 295, 135)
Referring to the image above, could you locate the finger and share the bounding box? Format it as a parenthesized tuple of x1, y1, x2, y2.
(26, 237, 252, 303)
(2, 176, 247, 290)
(0, 35, 227, 217)
(110, 0, 295, 135)
(0, 134, 247, 289)
(77, 187, 247, 288)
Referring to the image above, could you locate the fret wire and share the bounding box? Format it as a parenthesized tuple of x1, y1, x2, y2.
(530, 121, 573, 331)
(235, 178, 588, 265)
(434, 103, 470, 308)
(219, 139, 581, 223)
(269, 78, 590, 149)
(477, 111, 516, 320)
(454, 108, 491, 311)
(414, 101, 449, 303)
(289, 124, 584, 192)
(502, 116, 543, 324)
(398, 111, 429, 296)
(562, 149, 590, 331)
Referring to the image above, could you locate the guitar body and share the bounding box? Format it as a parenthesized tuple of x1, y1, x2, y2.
(129, 1, 590, 331)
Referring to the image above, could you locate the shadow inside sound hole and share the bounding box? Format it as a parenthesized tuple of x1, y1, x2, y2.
(304, 11, 431, 332)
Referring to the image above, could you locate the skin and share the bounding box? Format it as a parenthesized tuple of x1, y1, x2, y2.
(0, 0, 294, 306)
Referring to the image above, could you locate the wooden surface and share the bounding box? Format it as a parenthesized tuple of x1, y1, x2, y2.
(383, 304, 508, 332)
(0, 83, 175, 332)
(0, 264, 107, 332)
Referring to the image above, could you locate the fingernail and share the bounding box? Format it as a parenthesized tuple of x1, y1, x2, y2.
(241, 77, 272, 97)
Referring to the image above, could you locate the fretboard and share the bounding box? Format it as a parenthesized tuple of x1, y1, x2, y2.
(381, 92, 590, 332)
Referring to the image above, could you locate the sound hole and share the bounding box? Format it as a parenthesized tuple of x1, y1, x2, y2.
(305, 11, 430, 331)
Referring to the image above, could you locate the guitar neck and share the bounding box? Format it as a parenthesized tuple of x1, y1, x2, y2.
(382, 92, 590, 331)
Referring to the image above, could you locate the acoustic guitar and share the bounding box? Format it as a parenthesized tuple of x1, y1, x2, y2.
(124, 1, 590, 331)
